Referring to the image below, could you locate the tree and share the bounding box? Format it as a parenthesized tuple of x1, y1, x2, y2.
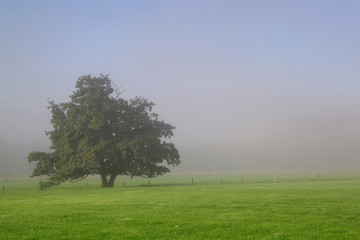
(28, 74, 180, 188)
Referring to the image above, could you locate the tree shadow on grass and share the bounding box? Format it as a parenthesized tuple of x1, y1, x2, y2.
(136, 182, 202, 187)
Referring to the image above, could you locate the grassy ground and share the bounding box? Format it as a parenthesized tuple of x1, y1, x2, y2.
(0, 173, 359, 239)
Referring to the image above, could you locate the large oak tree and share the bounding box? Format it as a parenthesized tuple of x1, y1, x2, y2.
(28, 74, 180, 188)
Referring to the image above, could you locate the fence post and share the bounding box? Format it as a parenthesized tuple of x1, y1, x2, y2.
(2, 186, 4, 193)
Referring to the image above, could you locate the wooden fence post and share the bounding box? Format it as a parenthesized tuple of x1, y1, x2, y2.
(2, 186, 4, 193)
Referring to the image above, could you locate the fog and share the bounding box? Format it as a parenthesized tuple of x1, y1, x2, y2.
(1, 1, 360, 176)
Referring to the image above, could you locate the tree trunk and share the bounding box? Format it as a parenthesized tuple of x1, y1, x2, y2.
(101, 174, 117, 187)
(109, 174, 116, 187)
(101, 174, 108, 187)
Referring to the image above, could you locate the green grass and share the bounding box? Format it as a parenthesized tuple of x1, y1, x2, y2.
(1, 173, 359, 239)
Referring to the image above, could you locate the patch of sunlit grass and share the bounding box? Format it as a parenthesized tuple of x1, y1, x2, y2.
(0, 173, 359, 239)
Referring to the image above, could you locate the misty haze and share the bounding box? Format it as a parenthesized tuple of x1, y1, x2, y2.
(1, 1, 360, 176)
(2, 1, 360, 239)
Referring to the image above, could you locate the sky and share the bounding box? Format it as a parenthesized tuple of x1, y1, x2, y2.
(1, 0, 360, 175)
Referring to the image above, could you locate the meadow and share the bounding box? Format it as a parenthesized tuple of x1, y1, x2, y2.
(0, 173, 359, 239)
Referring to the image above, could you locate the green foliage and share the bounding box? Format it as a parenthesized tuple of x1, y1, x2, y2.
(38, 179, 53, 190)
(28, 74, 180, 187)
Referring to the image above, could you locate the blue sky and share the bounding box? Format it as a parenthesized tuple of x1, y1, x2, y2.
(1, 0, 360, 174)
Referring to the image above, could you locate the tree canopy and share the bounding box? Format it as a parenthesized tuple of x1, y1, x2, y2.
(28, 74, 180, 188)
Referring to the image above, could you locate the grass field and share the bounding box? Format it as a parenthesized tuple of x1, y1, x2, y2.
(1, 173, 359, 239)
